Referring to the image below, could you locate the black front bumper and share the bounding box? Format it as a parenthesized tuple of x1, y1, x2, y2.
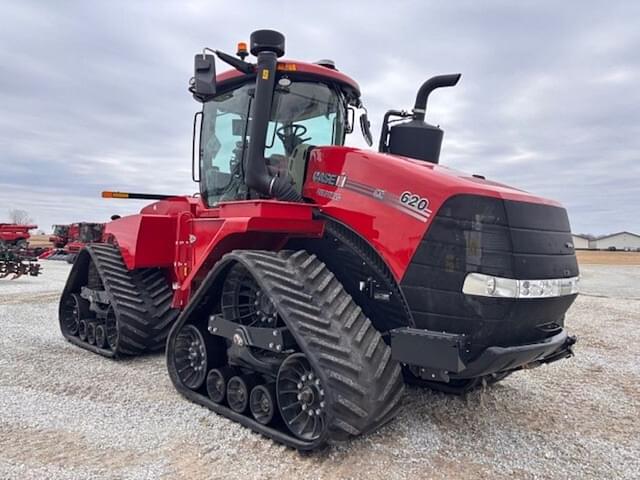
(390, 327, 576, 381)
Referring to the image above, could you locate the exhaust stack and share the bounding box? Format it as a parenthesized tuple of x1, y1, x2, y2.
(384, 73, 461, 164)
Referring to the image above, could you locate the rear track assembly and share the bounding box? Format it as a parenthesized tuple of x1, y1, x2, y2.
(58, 244, 179, 358)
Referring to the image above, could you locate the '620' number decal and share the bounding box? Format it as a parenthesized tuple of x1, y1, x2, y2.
(400, 191, 429, 211)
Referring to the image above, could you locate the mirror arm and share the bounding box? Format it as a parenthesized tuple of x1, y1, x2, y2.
(192, 111, 203, 182)
(215, 50, 254, 74)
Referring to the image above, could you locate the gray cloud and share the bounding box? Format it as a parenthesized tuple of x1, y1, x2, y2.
(0, 0, 638, 234)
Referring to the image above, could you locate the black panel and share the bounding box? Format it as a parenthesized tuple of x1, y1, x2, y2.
(400, 194, 579, 359)
(504, 201, 571, 231)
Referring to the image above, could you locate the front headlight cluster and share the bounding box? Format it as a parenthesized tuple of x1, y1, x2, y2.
(462, 273, 579, 299)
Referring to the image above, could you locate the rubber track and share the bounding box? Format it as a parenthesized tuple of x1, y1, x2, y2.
(59, 244, 179, 358)
(167, 249, 405, 449)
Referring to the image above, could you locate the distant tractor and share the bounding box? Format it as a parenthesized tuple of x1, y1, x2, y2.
(49, 224, 71, 248)
(59, 30, 579, 449)
(40, 222, 105, 262)
(64, 223, 106, 263)
(0, 223, 37, 249)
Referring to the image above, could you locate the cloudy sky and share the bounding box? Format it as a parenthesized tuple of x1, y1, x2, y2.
(1, 1, 638, 235)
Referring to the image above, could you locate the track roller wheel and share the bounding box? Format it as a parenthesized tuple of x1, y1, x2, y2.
(59, 293, 88, 336)
(250, 383, 277, 425)
(206, 367, 237, 404)
(277, 353, 326, 441)
(174, 324, 208, 390)
(95, 324, 107, 348)
(227, 375, 259, 413)
(86, 322, 96, 345)
(78, 320, 88, 342)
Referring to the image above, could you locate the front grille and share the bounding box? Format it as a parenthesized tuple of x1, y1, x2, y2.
(400, 194, 579, 358)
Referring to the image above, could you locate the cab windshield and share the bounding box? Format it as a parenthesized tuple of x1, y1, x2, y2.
(200, 80, 346, 205)
(79, 224, 103, 243)
(53, 225, 69, 236)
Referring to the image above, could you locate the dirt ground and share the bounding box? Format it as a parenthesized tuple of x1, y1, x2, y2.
(576, 250, 640, 265)
(0, 261, 638, 479)
(27, 234, 53, 248)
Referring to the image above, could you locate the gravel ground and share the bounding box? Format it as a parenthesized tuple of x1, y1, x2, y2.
(0, 261, 638, 479)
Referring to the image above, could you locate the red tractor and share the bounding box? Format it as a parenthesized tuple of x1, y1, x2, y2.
(59, 30, 579, 449)
(40, 222, 105, 262)
(49, 224, 70, 248)
(64, 222, 105, 263)
(0, 223, 37, 249)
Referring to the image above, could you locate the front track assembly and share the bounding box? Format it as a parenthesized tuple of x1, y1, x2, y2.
(167, 250, 405, 450)
(58, 244, 179, 358)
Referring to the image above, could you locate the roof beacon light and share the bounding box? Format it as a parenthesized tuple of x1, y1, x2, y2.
(237, 42, 248, 60)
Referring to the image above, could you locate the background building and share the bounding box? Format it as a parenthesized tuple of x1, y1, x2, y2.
(571, 234, 591, 250)
(590, 232, 640, 251)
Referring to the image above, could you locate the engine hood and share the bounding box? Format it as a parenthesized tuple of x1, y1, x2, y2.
(303, 146, 569, 280)
(308, 146, 559, 207)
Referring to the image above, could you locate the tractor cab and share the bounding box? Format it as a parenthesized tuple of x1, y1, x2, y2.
(199, 77, 349, 205)
(191, 31, 370, 207)
(50, 224, 70, 247)
(78, 223, 104, 243)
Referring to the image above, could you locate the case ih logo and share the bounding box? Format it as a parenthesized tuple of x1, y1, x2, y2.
(312, 171, 347, 187)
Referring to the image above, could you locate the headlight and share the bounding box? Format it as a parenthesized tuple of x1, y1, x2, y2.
(462, 273, 579, 299)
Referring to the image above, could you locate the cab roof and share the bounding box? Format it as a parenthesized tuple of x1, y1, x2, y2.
(215, 60, 361, 101)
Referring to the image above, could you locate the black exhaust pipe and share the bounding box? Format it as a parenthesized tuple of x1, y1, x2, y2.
(384, 73, 461, 164)
(244, 30, 301, 202)
(412, 74, 461, 122)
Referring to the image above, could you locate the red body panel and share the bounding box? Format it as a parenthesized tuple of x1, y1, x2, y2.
(103, 147, 562, 308)
(304, 147, 560, 280)
(0, 224, 37, 243)
(105, 199, 324, 307)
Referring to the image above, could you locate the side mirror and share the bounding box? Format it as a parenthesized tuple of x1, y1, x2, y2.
(359, 113, 373, 147)
(345, 107, 355, 134)
(193, 54, 216, 97)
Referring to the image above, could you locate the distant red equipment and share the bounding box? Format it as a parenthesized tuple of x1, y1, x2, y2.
(0, 223, 37, 248)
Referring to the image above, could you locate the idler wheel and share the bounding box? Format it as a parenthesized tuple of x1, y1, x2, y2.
(60, 293, 88, 336)
(174, 324, 208, 390)
(277, 353, 327, 441)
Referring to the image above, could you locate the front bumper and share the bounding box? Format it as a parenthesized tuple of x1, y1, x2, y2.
(390, 327, 576, 381)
